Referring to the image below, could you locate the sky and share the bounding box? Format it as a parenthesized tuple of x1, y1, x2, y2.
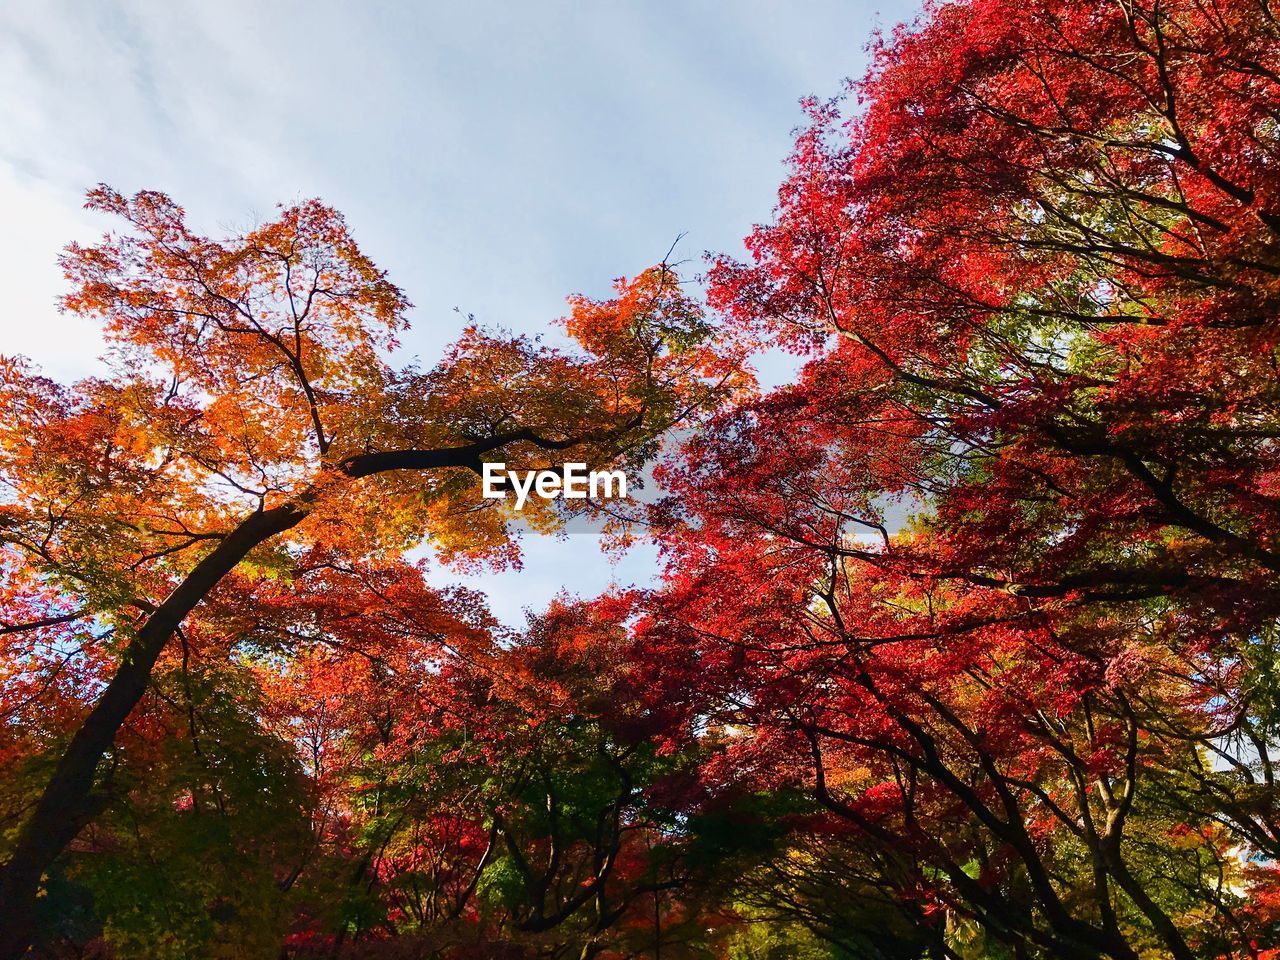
(0, 0, 919, 626)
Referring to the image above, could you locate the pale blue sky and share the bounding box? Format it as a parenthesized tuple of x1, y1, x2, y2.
(0, 0, 919, 625)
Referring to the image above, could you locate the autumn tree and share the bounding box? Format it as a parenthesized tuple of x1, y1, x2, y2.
(645, 0, 1280, 957)
(0, 187, 733, 959)
(358, 598, 711, 959)
(234, 592, 715, 959)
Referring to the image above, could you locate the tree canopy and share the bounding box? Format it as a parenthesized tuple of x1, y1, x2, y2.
(4, 1, 1280, 957)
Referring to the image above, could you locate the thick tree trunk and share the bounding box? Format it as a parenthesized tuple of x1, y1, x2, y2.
(0, 503, 306, 959)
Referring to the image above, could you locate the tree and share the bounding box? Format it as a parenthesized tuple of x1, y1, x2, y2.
(247, 593, 717, 959)
(0, 186, 732, 958)
(646, 0, 1280, 956)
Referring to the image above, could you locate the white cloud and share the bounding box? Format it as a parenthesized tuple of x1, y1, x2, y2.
(0, 166, 105, 380)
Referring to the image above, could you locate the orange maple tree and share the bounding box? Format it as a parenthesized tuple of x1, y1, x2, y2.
(0, 186, 734, 958)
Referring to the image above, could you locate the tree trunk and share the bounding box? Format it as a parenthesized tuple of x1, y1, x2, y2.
(0, 503, 306, 959)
